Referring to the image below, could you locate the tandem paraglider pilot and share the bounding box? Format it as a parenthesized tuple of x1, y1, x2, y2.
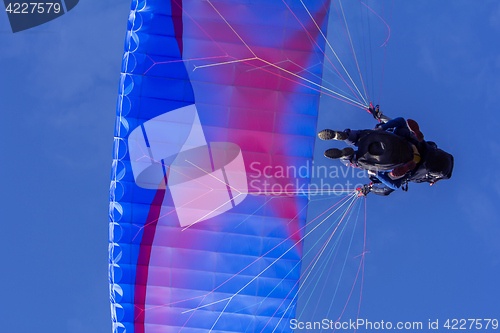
(318, 106, 454, 196)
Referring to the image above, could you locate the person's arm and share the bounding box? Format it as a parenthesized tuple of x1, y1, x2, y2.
(368, 105, 392, 123)
(377, 113, 392, 124)
(378, 117, 406, 131)
(373, 171, 404, 190)
(370, 184, 395, 196)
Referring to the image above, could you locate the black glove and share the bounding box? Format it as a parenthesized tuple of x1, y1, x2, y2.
(357, 184, 371, 196)
(368, 105, 382, 121)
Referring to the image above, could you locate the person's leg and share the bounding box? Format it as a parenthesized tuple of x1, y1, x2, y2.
(393, 126, 412, 141)
(318, 128, 364, 146)
(386, 117, 423, 143)
(324, 147, 354, 159)
(318, 129, 348, 141)
(379, 117, 406, 131)
(344, 129, 361, 147)
(406, 119, 424, 142)
(390, 160, 416, 178)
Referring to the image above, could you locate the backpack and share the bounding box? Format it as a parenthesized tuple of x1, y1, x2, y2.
(354, 130, 415, 171)
(407, 145, 454, 184)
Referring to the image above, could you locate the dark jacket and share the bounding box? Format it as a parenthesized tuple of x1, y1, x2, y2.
(354, 130, 414, 172)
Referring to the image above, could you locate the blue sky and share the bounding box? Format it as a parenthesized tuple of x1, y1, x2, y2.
(1, 1, 499, 333)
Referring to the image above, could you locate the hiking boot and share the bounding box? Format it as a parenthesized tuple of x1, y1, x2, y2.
(318, 129, 348, 141)
(390, 160, 416, 178)
(406, 119, 424, 142)
(324, 147, 354, 159)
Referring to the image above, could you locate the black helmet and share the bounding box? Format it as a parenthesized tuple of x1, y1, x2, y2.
(425, 148, 454, 181)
